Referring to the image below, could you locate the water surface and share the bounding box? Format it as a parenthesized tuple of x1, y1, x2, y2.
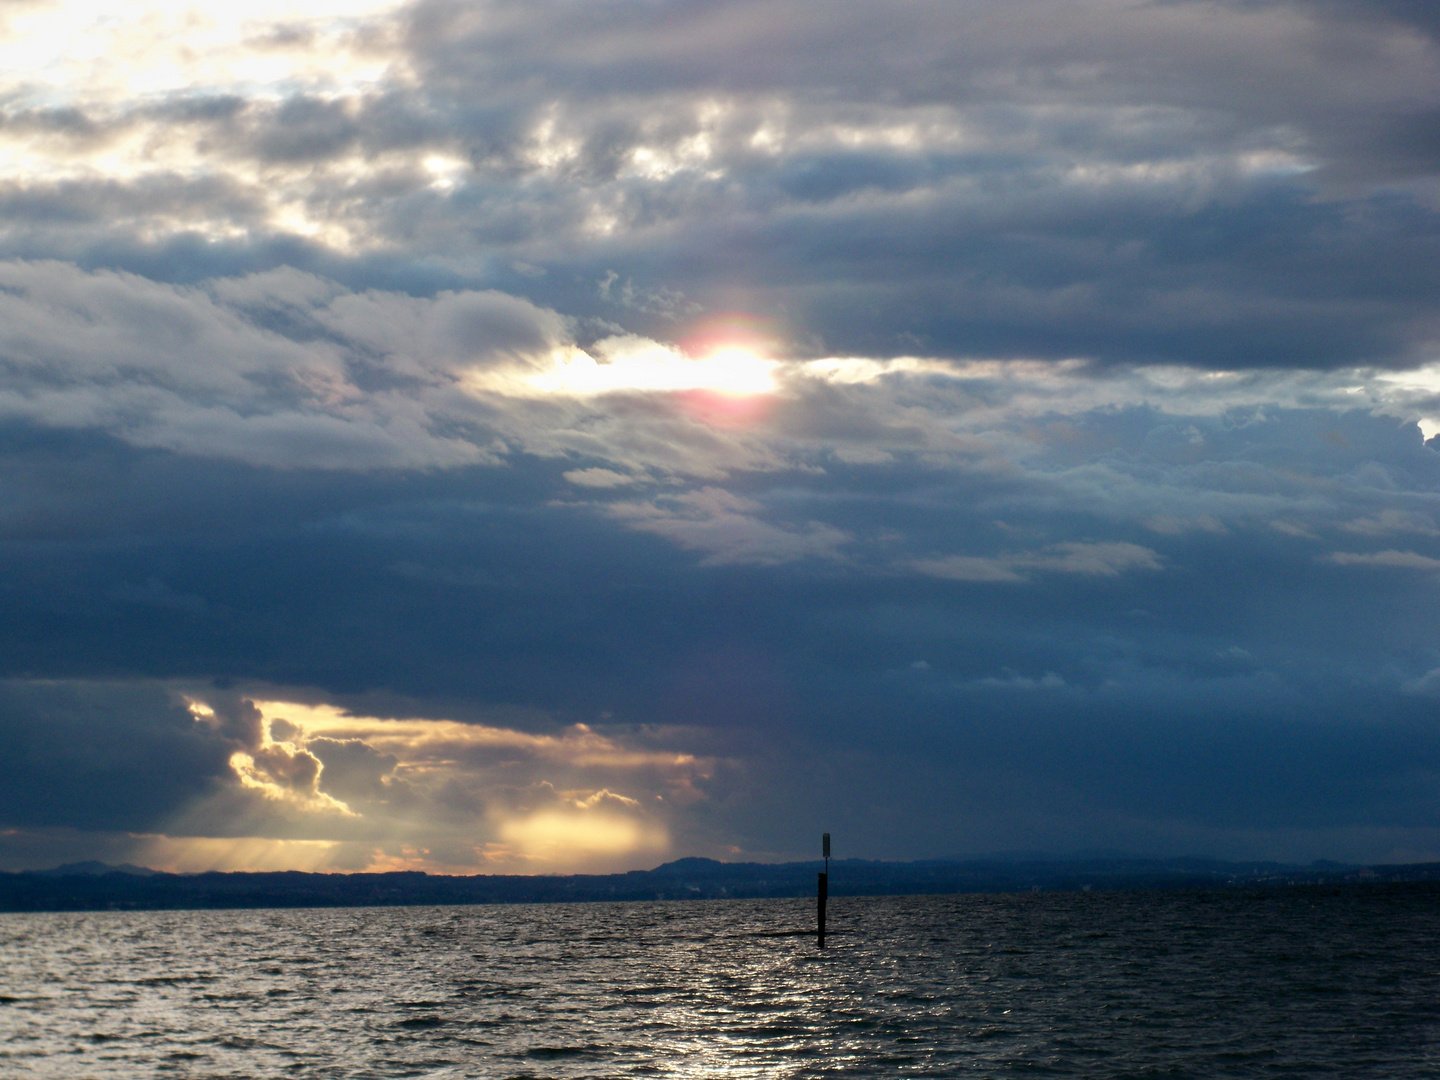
(2, 884, 1438, 1077)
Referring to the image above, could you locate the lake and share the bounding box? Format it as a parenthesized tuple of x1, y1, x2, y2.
(3, 884, 1438, 1077)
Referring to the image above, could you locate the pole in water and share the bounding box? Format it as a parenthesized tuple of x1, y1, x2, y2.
(818, 832, 830, 949)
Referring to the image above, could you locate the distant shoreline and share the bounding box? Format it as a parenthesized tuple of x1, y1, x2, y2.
(4, 856, 1439, 913)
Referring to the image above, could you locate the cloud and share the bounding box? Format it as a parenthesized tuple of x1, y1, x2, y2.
(517, 335, 777, 396)
(563, 467, 642, 488)
(493, 783, 668, 866)
(0, 684, 718, 873)
(0, 680, 232, 832)
(183, 693, 354, 815)
(249, 700, 706, 774)
(1324, 549, 1440, 572)
(0, 260, 801, 484)
(0, 260, 565, 468)
(1340, 510, 1440, 537)
(914, 542, 1163, 583)
(5, 1, 1440, 872)
(171, 696, 710, 871)
(0, 0, 1436, 368)
(608, 487, 851, 565)
(966, 670, 1068, 692)
(302, 736, 399, 802)
(496, 807, 667, 863)
(1145, 515, 1227, 536)
(1402, 668, 1440, 696)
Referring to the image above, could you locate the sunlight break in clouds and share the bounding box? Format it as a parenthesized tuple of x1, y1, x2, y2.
(0, 0, 407, 105)
(520, 336, 778, 398)
(248, 700, 702, 773)
(497, 804, 669, 866)
(0, 0, 411, 247)
(133, 835, 345, 874)
(175, 698, 698, 874)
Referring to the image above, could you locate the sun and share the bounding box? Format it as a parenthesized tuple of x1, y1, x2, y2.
(503, 311, 787, 405)
(683, 344, 777, 396)
(524, 335, 778, 398)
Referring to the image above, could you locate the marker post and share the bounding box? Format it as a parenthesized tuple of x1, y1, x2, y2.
(818, 832, 829, 949)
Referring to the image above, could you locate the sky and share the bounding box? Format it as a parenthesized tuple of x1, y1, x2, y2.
(3, 0, 1440, 874)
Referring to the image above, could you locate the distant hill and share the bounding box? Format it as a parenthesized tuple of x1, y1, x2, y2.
(0, 855, 1435, 912)
(35, 861, 161, 877)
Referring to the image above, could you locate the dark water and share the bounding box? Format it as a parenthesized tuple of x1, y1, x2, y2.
(2, 885, 1439, 1078)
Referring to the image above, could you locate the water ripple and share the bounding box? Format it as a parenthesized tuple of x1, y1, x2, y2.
(1, 887, 1439, 1077)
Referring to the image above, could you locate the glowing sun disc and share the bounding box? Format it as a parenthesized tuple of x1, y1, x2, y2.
(687, 346, 776, 395)
(529, 337, 777, 397)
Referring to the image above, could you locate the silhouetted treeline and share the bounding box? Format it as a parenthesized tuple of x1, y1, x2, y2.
(3, 855, 1437, 912)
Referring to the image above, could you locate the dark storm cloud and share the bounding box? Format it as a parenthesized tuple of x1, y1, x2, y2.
(0, 680, 230, 831)
(0, 382, 1438, 861)
(1304, 0, 1440, 45)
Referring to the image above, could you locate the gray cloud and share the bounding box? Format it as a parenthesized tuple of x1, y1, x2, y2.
(607, 487, 852, 566)
(914, 542, 1163, 583)
(1324, 549, 1440, 572)
(0, 681, 231, 832)
(0, 260, 567, 468)
(0, 0, 1437, 366)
